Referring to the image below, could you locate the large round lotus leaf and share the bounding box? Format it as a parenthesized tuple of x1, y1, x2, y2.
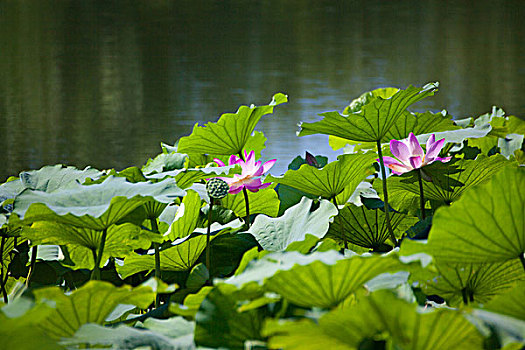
(264, 254, 407, 308)
(298, 83, 438, 142)
(412, 259, 524, 307)
(427, 166, 524, 264)
(32, 281, 155, 339)
(263, 290, 484, 350)
(194, 284, 264, 349)
(326, 203, 417, 250)
(380, 154, 511, 204)
(13, 176, 185, 230)
(177, 93, 287, 156)
(247, 197, 337, 251)
(266, 153, 376, 200)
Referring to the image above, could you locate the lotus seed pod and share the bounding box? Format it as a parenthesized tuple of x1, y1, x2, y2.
(206, 178, 230, 199)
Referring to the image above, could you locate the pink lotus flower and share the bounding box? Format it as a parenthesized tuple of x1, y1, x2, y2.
(214, 150, 276, 194)
(380, 133, 451, 175)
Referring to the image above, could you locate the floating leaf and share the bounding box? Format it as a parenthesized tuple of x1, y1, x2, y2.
(427, 166, 524, 264)
(326, 203, 417, 250)
(298, 83, 438, 142)
(33, 281, 155, 339)
(178, 93, 287, 155)
(267, 153, 376, 200)
(14, 176, 185, 230)
(247, 197, 337, 251)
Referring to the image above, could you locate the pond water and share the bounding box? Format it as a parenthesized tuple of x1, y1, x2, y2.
(1, 0, 524, 181)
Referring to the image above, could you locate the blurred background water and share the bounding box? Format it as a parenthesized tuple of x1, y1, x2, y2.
(1, 0, 524, 181)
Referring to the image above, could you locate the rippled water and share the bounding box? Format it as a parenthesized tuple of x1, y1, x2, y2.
(1, 0, 524, 180)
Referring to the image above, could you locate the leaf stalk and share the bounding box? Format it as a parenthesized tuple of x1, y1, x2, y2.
(150, 218, 162, 308)
(90, 228, 108, 280)
(417, 169, 426, 220)
(376, 140, 398, 247)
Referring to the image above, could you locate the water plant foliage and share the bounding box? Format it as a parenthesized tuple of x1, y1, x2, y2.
(1, 86, 524, 349)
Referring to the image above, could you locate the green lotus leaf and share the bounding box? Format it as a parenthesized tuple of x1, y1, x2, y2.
(169, 286, 213, 318)
(1, 237, 15, 283)
(147, 163, 240, 190)
(263, 290, 484, 350)
(483, 281, 525, 321)
(412, 260, 524, 307)
(24, 222, 160, 270)
(264, 254, 407, 308)
(18, 165, 102, 192)
(142, 152, 188, 175)
(326, 203, 417, 250)
(142, 199, 168, 220)
(165, 190, 201, 241)
(117, 233, 211, 278)
(298, 83, 438, 142)
(62, 319, 195, 350)
(247, 197, 337, 251)
(14, 176, 185, 230)
(427, 166, 524, 264)
(177, 93, 287, 156)
(267, 153, 376, 200)
(378, 154, 512, 205)
(329, 110, 460, 151)
(221, 184, 280, 218)
(33, 280, 155, 339)
(83, 166, 148, 184)
(194, 284, 264, 349)
(0, 298, 63, 349)
(224, 250, 343, 289)
(470, 309, 525, 347)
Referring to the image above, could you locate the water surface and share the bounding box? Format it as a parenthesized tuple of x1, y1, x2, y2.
(1, 0, 524, 180)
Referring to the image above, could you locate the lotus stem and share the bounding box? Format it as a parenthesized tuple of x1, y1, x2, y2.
(26, 244, 38, 288)
(417, 170, 426, 220)
(90, 228, 108, 280)
(0, 236, 8, 303)
(242, 187, 251, 228)
(238, 152, 251, 229)
(376, 140, 398, 247)
(332, 196, 347, 249)
(149, 218, 161, 308)
(461, 288, 469, 305)
(206, 198, 215, 275)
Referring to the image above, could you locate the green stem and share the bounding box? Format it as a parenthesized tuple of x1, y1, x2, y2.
(90, 228, 108, 280)
(242, 187, 250, 229)
(26, 245, 38, 288)
(0, 236, 8, 303)
(238, 152, 251, 229)
(417, 170, 426, 220)
(461, 288, 469, 305)
(376, 140, 398, 247)
(332, 196, 347, 249)
(149, 218, 161, 308)
(206, 198, 215, 274)
(520, 253, 525, 274)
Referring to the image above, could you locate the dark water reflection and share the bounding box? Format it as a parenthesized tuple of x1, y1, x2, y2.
(1, 0, 524, 180)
